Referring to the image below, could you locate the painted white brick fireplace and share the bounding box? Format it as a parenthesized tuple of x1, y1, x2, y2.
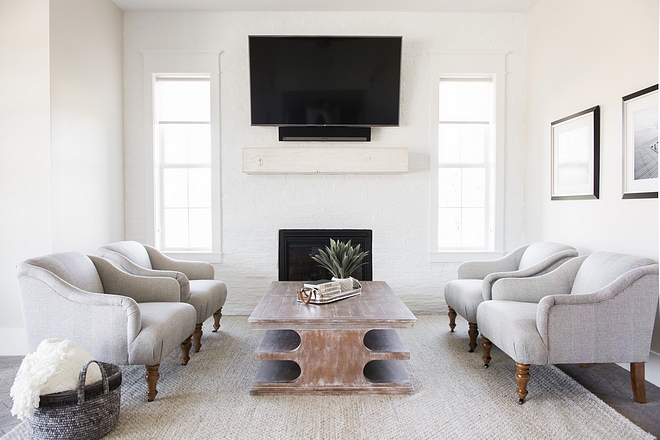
(123, 11, 527, 314)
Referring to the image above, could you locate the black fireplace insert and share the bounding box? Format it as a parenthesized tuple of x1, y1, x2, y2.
(278, 229, 373, 281)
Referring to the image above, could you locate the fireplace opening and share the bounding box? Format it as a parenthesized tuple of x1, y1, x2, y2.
(279, 229, 373, 281)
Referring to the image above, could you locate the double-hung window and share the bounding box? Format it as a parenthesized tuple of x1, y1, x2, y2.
(154, 77, 212, 251)
(429, 52, 505, 262)
(143, 51, 221, 261)
(437, 78, 494, 250)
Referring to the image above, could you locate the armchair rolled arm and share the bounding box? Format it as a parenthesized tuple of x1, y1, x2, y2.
(491, 256, 587, 303)
(457, 245, 529, 280)
(90, 256, 181, 303)
(96, 250, 190, 302)
(535, 264, 659, 361)
(17, 264, 142, 360)
(144, 244, 215, 280)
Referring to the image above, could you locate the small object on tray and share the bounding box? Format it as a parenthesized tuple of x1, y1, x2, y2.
(297, 279, 362, 305)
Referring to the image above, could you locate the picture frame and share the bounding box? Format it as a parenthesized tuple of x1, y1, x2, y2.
(550, 106, 600, 200)
(622, 84, 658, 199)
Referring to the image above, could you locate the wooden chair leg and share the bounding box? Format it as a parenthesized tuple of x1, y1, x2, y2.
(468, 322, 479, 352)
(213, 307, 223, 332)
(515, 363, 530, 404)
(447, 306, 457, 332)
(181, 335, 192, 365)
(193, 323, 203, 352)
(481, 336, 492, 368)
(145, 364, 160, 402)
(630, 362, 647, 404)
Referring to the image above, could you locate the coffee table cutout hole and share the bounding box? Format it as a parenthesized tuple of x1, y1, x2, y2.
(254, 360, 301, 383)
(363, 360, 409, 384)
(363, 329, 407, 353)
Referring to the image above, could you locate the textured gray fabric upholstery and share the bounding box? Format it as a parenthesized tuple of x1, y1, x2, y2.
(444, 243, 578, 324)
(475, 301, 547, 365)
(97, 241, 227, 326)
(477, 252, 659, 366)
(491, 256, 587, 303)
(443, 280, 483, 323)
(90, 255, 181, 303)
(144, 244, 215, 280)
(129, 302, 197, 365)
(97, 243, 191, 302)
(17, 252, 196, 367)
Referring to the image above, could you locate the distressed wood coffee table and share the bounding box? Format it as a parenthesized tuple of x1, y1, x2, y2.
(248, 281, 416, 394)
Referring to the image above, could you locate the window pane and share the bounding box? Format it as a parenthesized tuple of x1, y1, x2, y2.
(163, 169, 188, 208)
(157, 79, 210, 122)
(164, 208, 188, 248)
(188, 124, 211, 163)
(188, 168, 211, 208)
(438, 208, 461, 248)
(161, 125, 189, 163)
(439, 80, 492, 122)
(459, 124, 487, 164)
(438, 168, 461, 207)
(462, 208, 485, 247)
(161, 124, 211, 165)
(462, 168, 485, 207)
(438, 125, 460, 163)
(189, 208, 212, 249)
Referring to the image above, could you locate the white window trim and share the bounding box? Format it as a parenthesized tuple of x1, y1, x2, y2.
(428, 51, 507, 263)
(142, 50, 223, 263)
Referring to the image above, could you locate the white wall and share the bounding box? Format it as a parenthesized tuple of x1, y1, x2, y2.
(0, 0, 52, 354)
(50, 0, 125, 251)
(525, 0, 659, 384)
(123, 11, 528, 315)
(0, 0, 124, 355)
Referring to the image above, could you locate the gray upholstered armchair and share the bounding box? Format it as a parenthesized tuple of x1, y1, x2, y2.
(477, 252, 659, 404)
(17, 252, 197, 401)
(97, 241, 227, 353)
(443, 242, 578, 351)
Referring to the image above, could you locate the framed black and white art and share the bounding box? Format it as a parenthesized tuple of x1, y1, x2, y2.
(622, 84, 658, 199)
(550, 106, 600, 200)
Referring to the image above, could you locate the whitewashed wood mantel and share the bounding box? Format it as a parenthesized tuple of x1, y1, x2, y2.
(242, 147, 409, 174)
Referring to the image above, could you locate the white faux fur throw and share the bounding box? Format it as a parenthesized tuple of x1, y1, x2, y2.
(10, 338, 103, 420)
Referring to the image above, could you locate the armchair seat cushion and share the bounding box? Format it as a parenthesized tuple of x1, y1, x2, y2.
(477, 300, 547, 365)
(188, 280, 227, 324)
(128, 302, 196, 366)
(444, 280, 483, 323)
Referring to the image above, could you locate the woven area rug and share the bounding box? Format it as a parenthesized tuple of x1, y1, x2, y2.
(3, 315, 654, 439)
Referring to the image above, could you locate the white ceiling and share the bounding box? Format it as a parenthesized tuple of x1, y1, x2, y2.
(111, 0, 541, 13)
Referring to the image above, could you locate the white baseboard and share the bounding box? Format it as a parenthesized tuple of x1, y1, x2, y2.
(644, 351, 660, 387)
(617, 351, 660, 388)
(0, 328, 28, 356)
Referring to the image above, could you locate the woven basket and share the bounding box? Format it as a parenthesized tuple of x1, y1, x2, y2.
(27, 361, 121, 440)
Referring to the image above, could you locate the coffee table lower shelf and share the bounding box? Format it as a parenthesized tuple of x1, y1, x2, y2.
(252, 359, 413, 395)
(250, 328, 414, 395)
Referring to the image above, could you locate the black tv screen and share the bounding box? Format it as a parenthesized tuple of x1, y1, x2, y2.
(249, 36, 402, 127)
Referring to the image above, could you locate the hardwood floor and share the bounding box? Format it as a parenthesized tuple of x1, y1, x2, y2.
(0, 356, 21, 436)
(1, 356, 659, 437)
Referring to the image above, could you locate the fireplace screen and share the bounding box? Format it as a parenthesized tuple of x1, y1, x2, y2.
(279, 229, 373, 281)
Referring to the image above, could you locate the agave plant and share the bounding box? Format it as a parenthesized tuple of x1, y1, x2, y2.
(311, 239, 369, 279)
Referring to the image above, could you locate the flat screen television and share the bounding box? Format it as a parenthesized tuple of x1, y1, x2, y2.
(249, 36, 402, 127)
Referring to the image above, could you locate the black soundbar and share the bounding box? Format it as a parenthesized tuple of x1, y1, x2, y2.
(279, 126, 371, 142)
